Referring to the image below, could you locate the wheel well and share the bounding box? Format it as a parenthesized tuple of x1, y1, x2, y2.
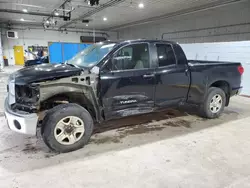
(210, 81, 230, 106)
(40, 92, 96, 119)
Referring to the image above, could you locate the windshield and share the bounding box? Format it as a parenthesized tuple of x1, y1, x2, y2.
(66, 43, 116, 68)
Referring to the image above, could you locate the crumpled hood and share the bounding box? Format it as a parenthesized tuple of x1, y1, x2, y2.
(12, 64, 82, 85)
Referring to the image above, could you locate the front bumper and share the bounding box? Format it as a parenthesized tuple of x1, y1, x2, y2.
(4, 98, 38, 135)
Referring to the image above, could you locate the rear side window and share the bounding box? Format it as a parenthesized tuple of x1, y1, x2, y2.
(156, 44, 176, 67)
(172, 44, 187, 65)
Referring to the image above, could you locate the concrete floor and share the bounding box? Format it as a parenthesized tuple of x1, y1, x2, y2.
(1, 66, 250, 187)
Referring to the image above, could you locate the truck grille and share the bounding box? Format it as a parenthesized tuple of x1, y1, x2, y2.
(8, 80, 16, 105)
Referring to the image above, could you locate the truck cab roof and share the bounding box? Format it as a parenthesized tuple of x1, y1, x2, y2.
(103, 39, 177, 45)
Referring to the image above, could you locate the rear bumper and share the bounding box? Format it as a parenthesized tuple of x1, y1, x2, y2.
(4, 98, 38, 135)
(231, 87, 242, 96)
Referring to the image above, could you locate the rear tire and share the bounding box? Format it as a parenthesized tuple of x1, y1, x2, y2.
(41, 103, 94, 153)
(200, 87, 226, 119)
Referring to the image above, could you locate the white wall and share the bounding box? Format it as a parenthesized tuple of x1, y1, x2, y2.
(0, 33, 3, 70)
(118, 1, 250, 43)
(1, 28, 117, 65)
(181, 41, 250, 95)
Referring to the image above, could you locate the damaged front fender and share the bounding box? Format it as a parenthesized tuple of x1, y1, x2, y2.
(38, 73, 102, 122)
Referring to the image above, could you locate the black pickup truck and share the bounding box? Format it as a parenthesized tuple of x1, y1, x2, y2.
(5, 40, 243, 152)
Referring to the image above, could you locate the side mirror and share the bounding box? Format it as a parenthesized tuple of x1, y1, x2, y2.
(90, 66, 100, 74)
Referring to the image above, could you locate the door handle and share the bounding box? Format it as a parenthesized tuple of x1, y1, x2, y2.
(143, 74, 155, 78)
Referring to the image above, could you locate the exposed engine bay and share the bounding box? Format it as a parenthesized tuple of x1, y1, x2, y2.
(9, 71, 101, 122)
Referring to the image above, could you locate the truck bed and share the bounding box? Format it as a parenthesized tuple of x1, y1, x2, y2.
(186, 59, 242, 105)
(188, 60, 241, 66)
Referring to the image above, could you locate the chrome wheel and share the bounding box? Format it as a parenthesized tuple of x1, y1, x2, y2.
(54, 116, 85, 145)
(209, 94, 222, 114)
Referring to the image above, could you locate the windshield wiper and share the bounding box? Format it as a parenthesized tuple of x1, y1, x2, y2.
(66, 62, 85, 70)
(66, 63, 78, 68)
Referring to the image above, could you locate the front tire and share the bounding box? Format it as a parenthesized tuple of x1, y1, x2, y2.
(41, 103, 94, 153)
(200, 87, 226, 119)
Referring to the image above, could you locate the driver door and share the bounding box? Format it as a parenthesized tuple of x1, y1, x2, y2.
(99, 43, 156, 120)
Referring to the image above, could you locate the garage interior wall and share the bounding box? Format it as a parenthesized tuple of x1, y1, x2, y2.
(0, 33, 3, 69)
(1, 28, 117, 65)
(117, 1, 250, 42)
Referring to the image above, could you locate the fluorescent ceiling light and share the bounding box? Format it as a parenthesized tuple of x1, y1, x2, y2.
(138, 3, 144, 8)
(22, 8, 28, 12)
(20, 18, 24, 21)
(103, 17, 107, 21)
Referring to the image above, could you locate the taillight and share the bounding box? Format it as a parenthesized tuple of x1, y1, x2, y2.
(238, 65, 244, 75)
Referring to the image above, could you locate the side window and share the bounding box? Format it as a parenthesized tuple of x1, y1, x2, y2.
(117, 46, 133, 58)
(156, 44, 176, 67)
(112, 43, 150, 71)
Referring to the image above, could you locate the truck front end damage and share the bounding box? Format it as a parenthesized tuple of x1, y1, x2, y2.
(5, 77, 39, 135)
(4, 71, 100, 136)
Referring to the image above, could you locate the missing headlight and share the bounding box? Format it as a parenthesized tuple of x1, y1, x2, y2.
(15, 85, 40, 104)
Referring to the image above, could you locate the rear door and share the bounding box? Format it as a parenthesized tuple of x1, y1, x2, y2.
(154, 43, 190, 107)
(100, 43, 156, 119)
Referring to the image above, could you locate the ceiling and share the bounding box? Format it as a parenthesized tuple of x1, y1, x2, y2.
(0, 0, 243, 31)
